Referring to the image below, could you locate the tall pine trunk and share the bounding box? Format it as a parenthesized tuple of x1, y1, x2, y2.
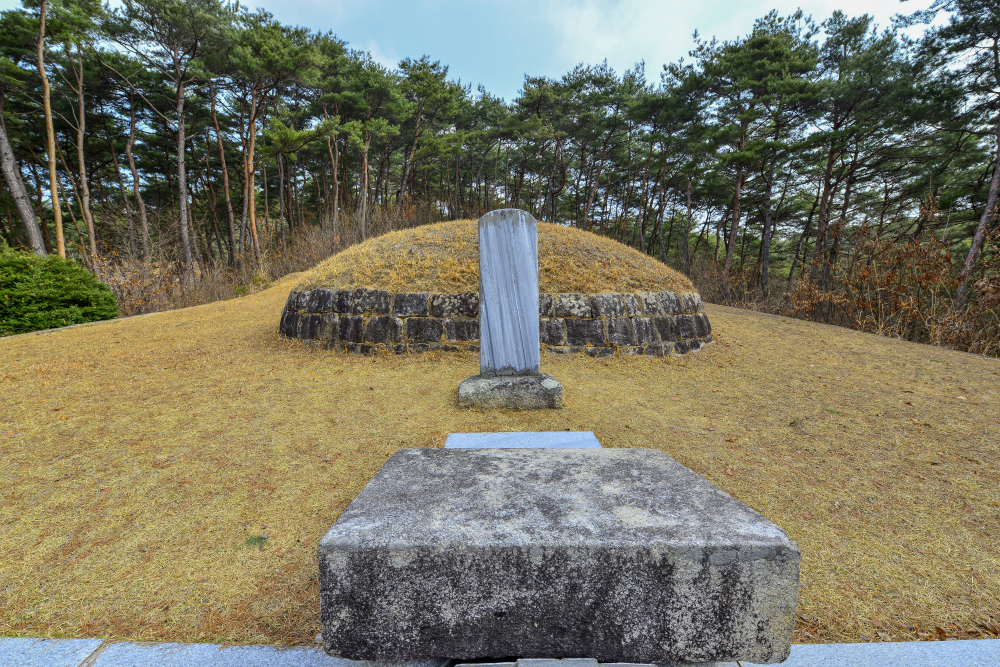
(36, 0, 60, 257)
(0, 100, 46, 255)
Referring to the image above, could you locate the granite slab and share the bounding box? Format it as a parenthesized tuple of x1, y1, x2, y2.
(444, 432, 602, 449)
(0, 638, 102, 667)
(318, 448, 799, 664)
(87, 641, 448, 667)
(778, 638, 1000, 666)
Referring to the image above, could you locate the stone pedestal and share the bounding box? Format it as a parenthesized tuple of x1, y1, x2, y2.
(458, 374, 563, 410)
(318, 448, 800, 665)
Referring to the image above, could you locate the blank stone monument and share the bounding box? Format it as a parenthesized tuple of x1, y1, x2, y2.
(458, 209, 563, 409)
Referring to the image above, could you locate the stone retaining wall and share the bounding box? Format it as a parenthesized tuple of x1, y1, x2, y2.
(279, 287, 712, 356)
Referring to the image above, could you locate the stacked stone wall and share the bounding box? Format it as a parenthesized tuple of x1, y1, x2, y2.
(279, 288, 712, 356)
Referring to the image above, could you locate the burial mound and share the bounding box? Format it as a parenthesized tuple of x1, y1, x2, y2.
(279, 220, 712, 356)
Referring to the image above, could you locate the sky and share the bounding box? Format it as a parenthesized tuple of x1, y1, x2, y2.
(2, 0, 943, 102)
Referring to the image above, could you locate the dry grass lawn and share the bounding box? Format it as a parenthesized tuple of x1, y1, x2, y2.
(295, 220, 696, 294)
(1, 275, 998, 647)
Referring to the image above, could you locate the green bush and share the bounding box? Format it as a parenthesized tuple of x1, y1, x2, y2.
(0, 245, 118, 336)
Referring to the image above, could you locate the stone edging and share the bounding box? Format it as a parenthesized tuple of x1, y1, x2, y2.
(279, 287, 712, 356)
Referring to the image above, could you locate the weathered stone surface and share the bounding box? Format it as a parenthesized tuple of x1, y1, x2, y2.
(307, 289, 335, 313)
(478, 209, 540, 377)
(633, 317, 657, 345)
(677, 314, 699, 340)
(566, 318, 605, 346)
(653, 316, 678, 342)
(338, 316, 363, 343)
(393, 292, 431, 317)
(446, 319, 479, 342)
(540, 318, 566, 346)
(318, 448, 799, 664)
(298, 313, 321, 340)
(353, 288, 390, 315)
(406, 318, 444, 343)
(318, 313, 339, 341)
(457, 374, 562, 410)
(590, 293, 626, 317)
(285, 291, 299, 311)
(635, 292, 662, 316)
(539, 293, 554, 317)
(334, 289, 353, 313)
(444, 431, 601, 449)
(553, 294, 592, 318)
(696, 313, 712, 337)
(279, 310, 299, 338)
(364, 316, 402, 345)
(295, 290, 312, 310)
(658, 291, 680, 315)
(682, 294, 702, 313)
(431, 293, 479, 318)
(620, 293, 639, 316)
(607, 317, 636, 346)
(675, 339, 691, 354)
(585, 346, 615, 358)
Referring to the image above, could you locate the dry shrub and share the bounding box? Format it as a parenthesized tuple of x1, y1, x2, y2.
(785, 226, 1000, 356)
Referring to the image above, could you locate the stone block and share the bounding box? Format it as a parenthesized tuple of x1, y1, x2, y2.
(675, 339, 691, 354)
(585, 346, 615, 358)
(334, 289, 353, 313)
(565, 318, 605, 346)
(633, 317, 657, 345)
(540, 318, 566, 346)
(318, 313, 339, 341)
(677, 314, 699, 340)
(285, 291, 299, 311)
(635, 292, 662, 316)
(364, 316, 402, 345)
(298, 313, 321, 340)
(553, 293, 592, 318)
(406, 318, 444, 343)
(446, 318, 479, 342)
(658, 291, 681, 314)
(338, 316, 363, 343)
(696, 313, 712, 337)
(539, 293, 554, 317)
(620, 293, 639, 316)
(444, 431, 601, 448)
(653, 316, 678, 342)
(590, 293, 627, 317)
(457, 374, 563, 410)
(279, 310, 299, 338)
(307, 289, 335, 313)
(318, 448, 800, 664)
(607, 317, 636, 346)
(682, 294, 701, 313)
(393, 292, 431, 317)
(295, 290, 312, 310)
(431, 292, 479, 318)
(353, 288, 390, 315)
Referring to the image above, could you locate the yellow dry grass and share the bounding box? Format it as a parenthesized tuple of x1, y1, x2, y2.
(1, 278, 998, 647)
(294, 220, 696, 295)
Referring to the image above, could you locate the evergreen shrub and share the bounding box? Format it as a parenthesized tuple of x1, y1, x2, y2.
(0, 244, 118, 336)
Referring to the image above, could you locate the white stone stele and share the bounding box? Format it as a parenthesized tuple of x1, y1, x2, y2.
(478, 208, 541, 377)
(445, 431, 602, 449)
(460, 209, 563, 410)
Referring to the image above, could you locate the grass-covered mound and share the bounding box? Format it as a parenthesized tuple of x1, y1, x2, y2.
(0, 245, 117, 336)
(294, 220, 696, 294)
